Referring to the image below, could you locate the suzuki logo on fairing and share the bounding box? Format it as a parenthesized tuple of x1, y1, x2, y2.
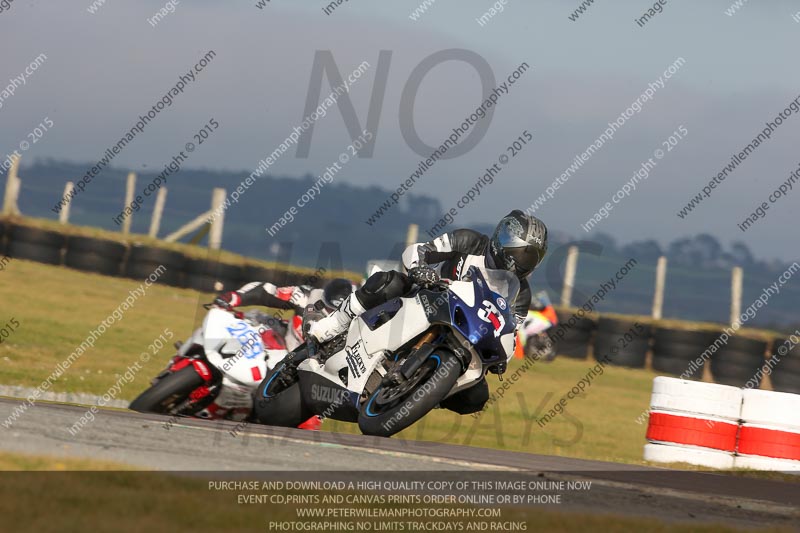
(311, 384, 351, 405)
(477, 299, 505, 337)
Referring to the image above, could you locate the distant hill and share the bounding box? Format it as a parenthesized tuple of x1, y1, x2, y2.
(12, 160, 800, 330)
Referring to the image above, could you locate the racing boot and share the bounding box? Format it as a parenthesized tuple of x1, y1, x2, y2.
(307, 291, 365, 342)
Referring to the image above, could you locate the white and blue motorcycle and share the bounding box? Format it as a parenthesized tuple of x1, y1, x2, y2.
(253, 265, 519, 437)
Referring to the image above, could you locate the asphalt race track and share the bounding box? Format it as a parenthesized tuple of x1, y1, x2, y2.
(0, 397, 798, 530)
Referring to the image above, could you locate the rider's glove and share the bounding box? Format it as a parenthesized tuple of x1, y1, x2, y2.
(213, 291, 239, 309)
(409, 266, 440, 288)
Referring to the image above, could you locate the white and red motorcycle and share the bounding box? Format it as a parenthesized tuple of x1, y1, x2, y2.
(520, 290, 559, 361)
(130, 304, 301, 421)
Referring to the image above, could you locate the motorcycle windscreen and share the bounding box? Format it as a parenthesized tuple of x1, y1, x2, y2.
(483, 267, 521, 310)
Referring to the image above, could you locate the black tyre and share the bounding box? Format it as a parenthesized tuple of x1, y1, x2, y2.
(557, 339, 591, 360)
(9, 225, 66, 247)
(67, 236, 126, 256)
(126, 245, 185, 286)
(8, 226, 66, 265)
(651, 355, 696, 377)
(710, 336, 767, 387)
(7, 241, 62, 265)
(129, 367, 204, 414)
(653, 328, 719, 346)
(128, 244, 186, 267)
(596, 317, 639, 334)
(184, 258, 243, 293)
(593, 319, 650, 368)
(651, 328, 717, 379)
(242, 264, 272, 282)
(712, 361, 763, 388)
(253, 360, 310, 427)
(553, 310, 594, 360)
(770, 368, 800, 394)
(358, 349, 461, 438)
(771, 339, 800, 372)
(595, 334, 649, 367)
(63, 236, 125, 276)
(65, 252, 123, 276)
(0, 222, 6, 255)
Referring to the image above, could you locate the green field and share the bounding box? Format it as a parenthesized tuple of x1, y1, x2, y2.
(0, 257, 663, 465)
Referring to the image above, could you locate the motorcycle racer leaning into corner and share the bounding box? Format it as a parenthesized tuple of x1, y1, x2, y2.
(214, 278, 355, 351)
(308, 210, 548, 416)
(210, 278, 354, 430)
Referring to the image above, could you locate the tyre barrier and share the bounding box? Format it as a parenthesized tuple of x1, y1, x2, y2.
(643, 377, 741, 468)
(0, 221, 6, 256)
(710, 335, 768, 388)
(183, 258, 243, 293)
(554, 310, 595, 360)
(65, 236, 127, 276)
(8, 225, 66, 266)
(2, 222, 346, 296)
(643, 377, 800, 472)
(125, 244, 185, 287)
(651, 328, 718, 380)
(241, 264, 272, 286)
(734, 389, 800, 471)
(593, 318, 650, 368)
(768, 337, 800, 395)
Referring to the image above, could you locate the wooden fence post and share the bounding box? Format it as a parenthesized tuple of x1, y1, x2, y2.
(561, 245, 579, 307)
(405, 224, 419, 248)
(148, 187, 167, 238)
(59, 182, 74, 224)
(208, 188, 226, 250)
(652, 256, 667, 320)
(122, 172, 136, 235)
(731, 266, 743, 327)
(2, 154, 21, 215)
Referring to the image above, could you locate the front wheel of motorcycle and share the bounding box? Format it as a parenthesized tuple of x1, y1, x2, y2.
(129, 367, 204, 414)
(358, 349, 461, 438)
(252, 360, 310, 427)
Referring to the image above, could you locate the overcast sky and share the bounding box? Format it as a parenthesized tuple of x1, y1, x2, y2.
(2, 0, 799, 260)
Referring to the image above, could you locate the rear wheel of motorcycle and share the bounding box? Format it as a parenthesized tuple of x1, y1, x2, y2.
(358, 349, 461, 438)
(129, 367, 204, 414)
(253, 360, 310, 427)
